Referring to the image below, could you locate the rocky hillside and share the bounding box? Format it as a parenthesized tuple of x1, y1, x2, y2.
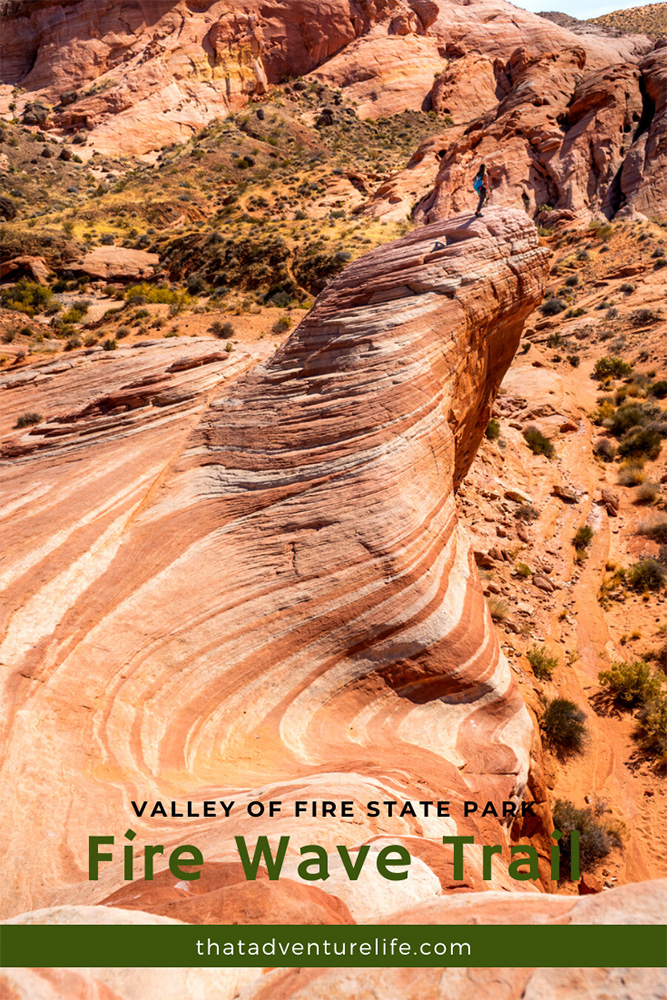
(591, 3, 667, 39)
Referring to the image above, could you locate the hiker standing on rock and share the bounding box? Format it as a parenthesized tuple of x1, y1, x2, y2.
(473, 163, 490, 216)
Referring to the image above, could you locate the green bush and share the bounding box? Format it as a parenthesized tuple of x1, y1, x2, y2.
(526, 645, 558, 680)
(125, 283, 182, 305)
(523, 426, 555, 458)
(15, 411, 43, 428)
(617, 427, 662, 461)
(594, 438, 616, 462)
(551, 799, 622, 881)
(485, 418, 500, 441)
(102, 338, 117, 351)
(598, 660, 663, 707)
(637, 518, 667, 544)
(626, 558, 665, 592)
(541, 698, 587, 758)
(573, 524, 593, 549)
(636, 696, 667, 759)
(0, 279, 53, 316)
(593, 356, 633, 381)
(210, 320, 234, 339)
(618, 461, 645, 486)
(540, 297, 566, 316)
(610, 402, 658, 438)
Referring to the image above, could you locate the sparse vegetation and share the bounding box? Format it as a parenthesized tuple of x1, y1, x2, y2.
(541, 697, 587, 758)
(540, 297, 566, 316)
(488, 596, 509, 622)
(485, 418, 500, 441)
(573, 524, 593, 549)
(526, 645, 558, 680)
(593, 356, 633, 381)
(626, 559, 665, 593)
(523, 426, 555, 459)
(598, 660, 663, 707)
(14, 411, 43, 428)
(0, 279, 53, 316)
(637, 518, 667, 544)
(551, 799, 623, 881)
(618, 461, 645, 487)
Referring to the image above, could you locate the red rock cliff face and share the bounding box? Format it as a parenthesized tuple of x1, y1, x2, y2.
(0, 0, 652, 157)
(415, 41, 667, 222)
(0, 208, 550, 923)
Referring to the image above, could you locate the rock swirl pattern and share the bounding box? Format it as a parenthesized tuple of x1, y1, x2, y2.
(0, 208, 549, 925)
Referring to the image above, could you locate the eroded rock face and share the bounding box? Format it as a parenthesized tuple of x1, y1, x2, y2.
(415, 41, 667, 222)
(0, 0, 652, 156)
(0, 208, 549, 923)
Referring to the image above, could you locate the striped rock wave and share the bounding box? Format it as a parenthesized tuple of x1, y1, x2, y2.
(0, 208, 549, 925)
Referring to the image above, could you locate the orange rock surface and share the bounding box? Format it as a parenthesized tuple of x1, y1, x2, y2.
(0, 208, 549, 924)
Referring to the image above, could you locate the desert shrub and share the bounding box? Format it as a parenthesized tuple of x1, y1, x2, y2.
(225, 341, 233, 353)
(594, 438, 616, 462)
(618, 461, 645, 486)
(626, 558, 665, 592)
(515, 503, 538, 522)
(0, 279, 53, 316)
(617, 427, 662, 460)
(598, 660, 663, 707)
(526, 645, 558, 680)
(272, 315, 292, 333)
(540, 297, 566, 316)
(14, 411, 42, 428)
(609, 402, 658, 437)
(635, 482, 659, 504)
(61, 304, 88, 324)
(564, 274, 579, 287)
(593, 356, 633, 381)
(186, 274, 207, 295)
(541, 698, 587, 758)
(551, 799, 622, 880)
(592, 399, 616, 425)
(636, 696, 667, 760)
(125, 283, 181, 306)
(630, 308, 661, 327)
(488, 596, 509, 622)
(102, 338, 117, 351)
(567, 354, 580, 367)
(523, 426, 555, 458)
(649, 380, 667, 399)
(515, 562, 532, 579)
(637, 518, 667, 544)
(619, 282, 635, 294)
(485, 418, 500, 441)
(210, 320, 234, 339)
(573, 524, 593, 549)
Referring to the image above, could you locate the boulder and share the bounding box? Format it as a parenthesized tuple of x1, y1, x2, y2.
(73, 246, 160, 281)
(0, 255, 50, 284)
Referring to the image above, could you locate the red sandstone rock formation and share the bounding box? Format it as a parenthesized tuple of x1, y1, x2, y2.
(413, 39, 667, 222)
(3, 879, 665, 999)
(0, 0, 653, 159)
(0, 208, 550, 925)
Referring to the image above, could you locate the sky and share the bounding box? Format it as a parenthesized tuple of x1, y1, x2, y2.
(511, 0, 662, 18)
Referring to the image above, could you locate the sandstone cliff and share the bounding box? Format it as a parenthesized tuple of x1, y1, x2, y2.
(0, 0, 653, 160)
(0, 208, 549, 924)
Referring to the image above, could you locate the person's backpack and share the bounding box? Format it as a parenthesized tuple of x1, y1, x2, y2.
(473, 173, 484, 194)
